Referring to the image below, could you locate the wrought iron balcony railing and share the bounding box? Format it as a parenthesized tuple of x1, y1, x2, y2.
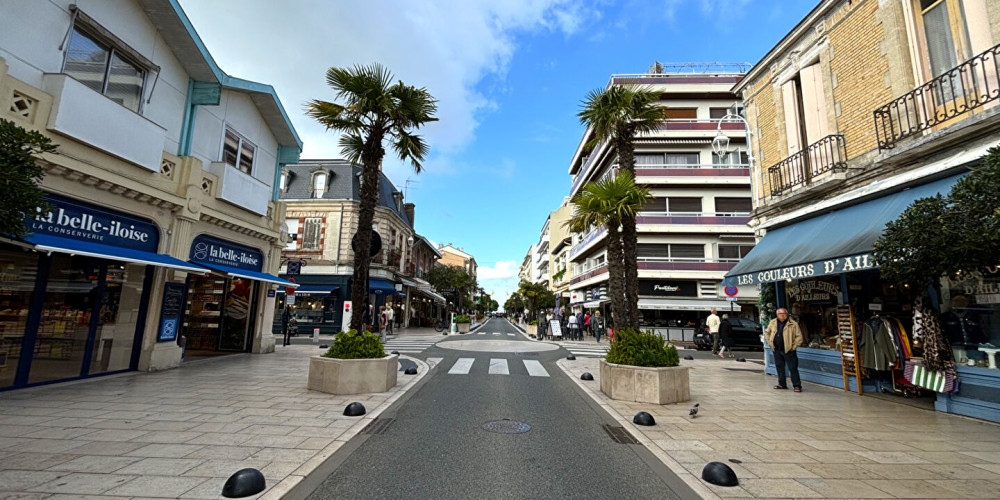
(874, 42, 1000, 150)
(767, 134, 847, 196)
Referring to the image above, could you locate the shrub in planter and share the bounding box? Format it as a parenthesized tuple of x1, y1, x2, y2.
(323, 330, 385, 359)
(454, 315, 471, 324)
(529, 320, 538, 326)
(606, 328, 679, 367)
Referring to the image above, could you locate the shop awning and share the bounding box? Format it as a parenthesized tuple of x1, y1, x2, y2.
(198, 262, 298, 287)
(26, 233, 208, 273)
(723, 173, 966, 286)
(399, 277, 418, 287)
(415, 285, 447, 304)
(637, 298, 741, 312)
(369, 279, 398, 294)
(287, 284, 338, 295)
(583, 300, 604, 308)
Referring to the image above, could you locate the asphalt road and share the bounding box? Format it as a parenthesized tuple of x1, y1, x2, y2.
(308, 317, 695, 500)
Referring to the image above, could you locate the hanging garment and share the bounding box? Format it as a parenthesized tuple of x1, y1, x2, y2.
(893, 318, 912, 359)
(919, 306, 952, 372)
(859, 318, 898, 371)
(912, 298, 927, 341)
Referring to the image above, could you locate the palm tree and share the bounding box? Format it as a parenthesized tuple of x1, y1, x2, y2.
(578, 85, 667, 328)
(307, 63, 437, 331)
(566, 171, 652, 331)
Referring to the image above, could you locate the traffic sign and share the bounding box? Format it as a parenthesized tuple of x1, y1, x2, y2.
(285, 278, 297, 295)
(724, 285, 739, 297)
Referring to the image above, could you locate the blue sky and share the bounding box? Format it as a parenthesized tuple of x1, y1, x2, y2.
(178, 0, 816, 304)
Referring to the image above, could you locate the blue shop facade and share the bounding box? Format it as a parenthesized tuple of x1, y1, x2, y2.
(725, 173, 1000, 424)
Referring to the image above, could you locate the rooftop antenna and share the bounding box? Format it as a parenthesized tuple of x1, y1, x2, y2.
(404, 178, 421, 199)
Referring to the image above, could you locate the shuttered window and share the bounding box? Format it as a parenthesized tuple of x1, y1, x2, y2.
(669, 244, 705, 259)
(714, 197, 752, 213)
(302, 218, 322, 250)
(668, 197, 702, 213)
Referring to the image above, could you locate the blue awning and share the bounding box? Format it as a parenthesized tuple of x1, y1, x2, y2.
(724, 174, 965, 286)
(283, 284, 338, 295)
(369, 279, 399, 295)
(196, 262, 298, 287)
(26, 233, 208, 273)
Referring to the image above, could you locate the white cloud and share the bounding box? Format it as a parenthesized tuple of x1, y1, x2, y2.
(478, 260, 520, 280)
(478, 260, 522, 308)
(178, 0, 596, 185)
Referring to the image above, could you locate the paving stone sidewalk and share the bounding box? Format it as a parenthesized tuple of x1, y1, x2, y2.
(0, 345, 428, 499)
(558, 356, 1000, 499)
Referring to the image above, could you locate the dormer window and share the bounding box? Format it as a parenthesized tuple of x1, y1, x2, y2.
(312, 171, 328, 198)
(279, 171, 289, 191)
(223, 127, 255, 174)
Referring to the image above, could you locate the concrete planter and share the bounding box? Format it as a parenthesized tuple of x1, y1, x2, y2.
(456, 322, 470, 333)
(526, 324, 537, 337)
(308, 354, 398, 395)
(599, 360, 690, 404)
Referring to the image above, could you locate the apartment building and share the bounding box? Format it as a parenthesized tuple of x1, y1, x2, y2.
(518, 246, 535, 284)
(437, 244, 478, 308)
(723, 0, 1000, 423)
(0, 0, 302, 390)
(534, 217, 551, 288)
(548, 199, 574, 299)
(566, 63, 758, 336)
(276, 159, 444, 333)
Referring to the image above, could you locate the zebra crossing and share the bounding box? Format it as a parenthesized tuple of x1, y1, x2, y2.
(549, 341, 610, 358)
(427, 357, 550, 377)
(475, 331, 519, 337)
(383, 336, 440, 354)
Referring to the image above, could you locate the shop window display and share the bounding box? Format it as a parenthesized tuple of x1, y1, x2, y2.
(942, 269, 1000, 369)
(89, 263, 146, 375)
(0, 249, 39, 388)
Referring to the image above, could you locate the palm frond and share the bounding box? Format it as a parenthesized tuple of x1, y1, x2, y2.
(391, 130, 429, 172)
(338, 134, 365, 165)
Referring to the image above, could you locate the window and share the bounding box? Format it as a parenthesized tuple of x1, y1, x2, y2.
(635, 153, 664, 166)
(713, 151, 749, 166)
(709, 108, 729, 119)
(665, 153, 700, 165)
(63, 27, 145, 112)
(664, 108, 697, 119)
(312, 172, 328, 198)
(718, 244, 754, 260)
(637, 244, 668, 258)
(668, 197, 702, 213)
(643, 197, 667, 212)
(714, 197, 752, 213)
(780, 62, 829, 155)
(285, 218, 299, 251)
(223, 127, 256, 174)
(279, 171, 289, 191)
(302, 218, 322, 249)
(669, 244, 705, 259)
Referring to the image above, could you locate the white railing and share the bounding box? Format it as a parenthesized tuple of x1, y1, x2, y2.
(571, 263, 607, 279)
(635, 163, 749, 169)
(636, 257, 740, 263)
(637, 211, 750, 217)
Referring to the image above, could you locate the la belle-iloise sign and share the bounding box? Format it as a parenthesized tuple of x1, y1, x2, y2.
(27, 194, 158, 252)
(732, 253, 877, 286)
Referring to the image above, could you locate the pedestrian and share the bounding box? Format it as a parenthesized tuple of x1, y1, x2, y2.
(281, 307, 292, 347)
(378, 306, 387, 342)
(766, 308, 806, 392)
(584, 312, 591, 338)
(592, 310, 605, 343)
(567, 311, 579, 341)
(537, 310, 547, 341)
(385, 305, 394, 336)
(361, 302, 373, 333)
(718, 314, 734, 358)
(707, 308, 721, 354)
(575, 310, 585, 341)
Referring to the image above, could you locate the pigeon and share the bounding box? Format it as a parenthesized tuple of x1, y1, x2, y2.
(689, 403, 700, 418)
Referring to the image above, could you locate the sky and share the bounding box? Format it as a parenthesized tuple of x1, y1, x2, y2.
(177, 0, 816, 306)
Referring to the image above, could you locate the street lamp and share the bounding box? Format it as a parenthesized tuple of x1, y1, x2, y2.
(711, 108, 757, 203)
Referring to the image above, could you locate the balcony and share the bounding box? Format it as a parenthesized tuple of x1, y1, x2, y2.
(767, 134, 848, 197)
(637, 257, 738, 272)
(655, 119, 746, 132)
(635, 163, 750, 179)
(570, 264, 608, 285)
(636, 212, 751, 226)
(570, 227, 607, 259)
(874, 42, 1000, 150)
(209, 162, 272, 215)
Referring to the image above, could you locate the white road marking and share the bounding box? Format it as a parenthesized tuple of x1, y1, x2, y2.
(426, 357, 443, 368)
(492, 332, 501, 336)
(507, 333, 515, 337)
(448, 358, 475, 375)
(488, 358, 509, 375)
(477, 332, 486, 335)
(523, 360, 549, 377)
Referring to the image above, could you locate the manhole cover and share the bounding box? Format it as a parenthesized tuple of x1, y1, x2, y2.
(482, 419, 531, 434)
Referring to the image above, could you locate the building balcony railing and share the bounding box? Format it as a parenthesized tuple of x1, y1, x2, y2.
(635, 163, 749, 170)
(636, 212, 751, 225)
(767, 134, 848, 197)
(874, 42, 1000, 150)
(655, 119, 746, 131)
(637, 257, 738, 272)
(570, 264, 608, 285)
(570, 226, 607, 258)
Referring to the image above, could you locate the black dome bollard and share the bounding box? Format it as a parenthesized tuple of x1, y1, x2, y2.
(581, 372, 594, 381)
(221, 468, 266, 497)
(683, 355, 694, 360)
(390, 350, 399, 355)
(702, 461, 739, 487)
(736, 357, 746, 362)
(343, 402, 366, 417)
(319, 344, 329, 349)
(633, 411, 655, 426)
(404, 366, 417, 375)
(566, 354, 576, 360)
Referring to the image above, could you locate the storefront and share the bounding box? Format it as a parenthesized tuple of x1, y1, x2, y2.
(725, 173, 1000, 423)
(185, 235, 295, 356)
(271, 276, 406, 334)
(0, 194, 203, 390)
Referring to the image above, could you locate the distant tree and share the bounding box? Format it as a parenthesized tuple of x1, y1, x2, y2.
(1, 118, 56, 238)
(516, 280, 556, 314)
(307, 63, 437, 331)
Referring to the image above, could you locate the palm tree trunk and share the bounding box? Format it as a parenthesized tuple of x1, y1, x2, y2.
(615, 132, 641, 329)
(349, 137, 385, 332)
(605, 221, 627, 333)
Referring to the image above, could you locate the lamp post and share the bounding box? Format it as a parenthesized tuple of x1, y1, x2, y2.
(711, 108, 757, 204)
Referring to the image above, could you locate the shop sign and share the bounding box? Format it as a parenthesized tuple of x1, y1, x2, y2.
(731, 253, 876, 286)
(157, 282, 186, 342)
(27, 194, 158, 252)
(570, 291, 581, 302)
(267, 289, 276, 298)
(638, 280, 697, 297)
(787, 280, 840, 302)
(190, 235, 263, 272)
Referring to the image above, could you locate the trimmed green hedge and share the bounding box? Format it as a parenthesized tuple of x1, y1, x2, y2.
(322, 329, 385, 359)
(455, 315, 471, 323)
(605, 328, 679, 367)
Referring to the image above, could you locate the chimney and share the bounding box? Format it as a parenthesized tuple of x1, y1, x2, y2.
(404, 203, 415, 229)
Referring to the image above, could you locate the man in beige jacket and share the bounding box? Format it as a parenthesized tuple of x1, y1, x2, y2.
(765, 308, 806, 392)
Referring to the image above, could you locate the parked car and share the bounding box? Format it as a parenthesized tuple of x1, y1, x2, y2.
(693, 317, 764, 351)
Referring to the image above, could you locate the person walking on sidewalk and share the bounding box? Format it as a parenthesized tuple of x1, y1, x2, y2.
(766, 308, 806, 392)
(718, 314, 734, 358)
(707, 308, 721, 354)
(567, 312, 579, 341)
(592, 310, 605, 343)
(583, 312, 591, 338)
(537, 310, 548, 341)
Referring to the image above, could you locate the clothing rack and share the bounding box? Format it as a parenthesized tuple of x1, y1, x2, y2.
(838, 305, 863, 394)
